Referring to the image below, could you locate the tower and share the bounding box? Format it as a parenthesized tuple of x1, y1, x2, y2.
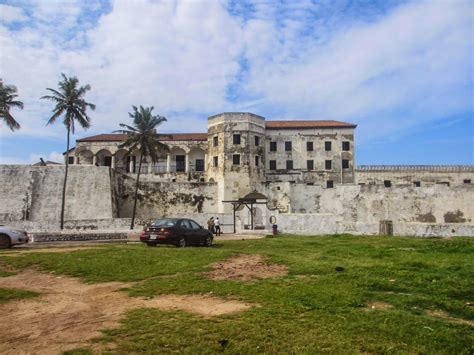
(206, 112, 266, 213)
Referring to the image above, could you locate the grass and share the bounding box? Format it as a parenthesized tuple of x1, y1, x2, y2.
(0, 287, 38, 303)
(1, 234, 473, 354)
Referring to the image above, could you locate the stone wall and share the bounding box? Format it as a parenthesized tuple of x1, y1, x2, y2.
(356, 165, 474, 187)
(116, 173, 218, 219)
(0, 165, 114, 223)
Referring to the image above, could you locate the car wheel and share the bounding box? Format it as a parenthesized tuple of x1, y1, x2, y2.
(177, 236, 186, 248)
(204, 235, 213, 247)
(0, 234, 11, 249)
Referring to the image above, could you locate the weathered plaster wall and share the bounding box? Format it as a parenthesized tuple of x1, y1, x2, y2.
(263, 183, 474, 224)
(0, 165, 114, 223)
(265, 127, 355, 184)
(356, 166, 474, 187)
(116, 173, 218, 219)
(207, 112, 266, 213)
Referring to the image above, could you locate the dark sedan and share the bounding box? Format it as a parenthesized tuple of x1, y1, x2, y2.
(140, 218, 213, 247)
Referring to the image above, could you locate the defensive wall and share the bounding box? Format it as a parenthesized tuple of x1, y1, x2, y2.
(0, 164, 473, 237)
(0, 165, 115, 224)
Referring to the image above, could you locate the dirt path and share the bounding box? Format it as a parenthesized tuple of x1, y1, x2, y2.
(204, 254, 288, 281)
(0, 269, 252, 354)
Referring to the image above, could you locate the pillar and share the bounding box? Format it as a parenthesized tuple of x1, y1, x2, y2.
(92, 154, 97, 166)
(111, 155, 116, 169)
(185, 153, 189, 173)
(129, 156, 134, 173)
(204, 153, 208, 171)
(148, 159, 154, 174)
(166, 154, 171, 173)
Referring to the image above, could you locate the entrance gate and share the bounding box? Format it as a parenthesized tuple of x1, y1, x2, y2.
(222, 192, 268, 233)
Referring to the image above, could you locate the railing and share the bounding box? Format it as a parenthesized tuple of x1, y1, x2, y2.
(356, 165, 474, 172)
(116, 164, 205, 174)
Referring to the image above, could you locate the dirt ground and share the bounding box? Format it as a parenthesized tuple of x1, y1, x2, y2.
(427, 309, 474, 326)
(204, 254, 288, 281)
(0, 269, 252, 354)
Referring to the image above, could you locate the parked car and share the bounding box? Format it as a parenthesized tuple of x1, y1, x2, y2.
(0, 225, 29, 249)
(140, 218, 213, 248)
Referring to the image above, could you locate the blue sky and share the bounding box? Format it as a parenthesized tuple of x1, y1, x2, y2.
(0, 0, 472, 164)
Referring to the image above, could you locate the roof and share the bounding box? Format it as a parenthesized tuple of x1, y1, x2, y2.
(265, 120, 356, 129)
(76, 133, 208, 143)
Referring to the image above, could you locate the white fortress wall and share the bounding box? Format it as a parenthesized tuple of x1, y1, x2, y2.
(0, 165, 114, 224)
(116, 174, 218, 219)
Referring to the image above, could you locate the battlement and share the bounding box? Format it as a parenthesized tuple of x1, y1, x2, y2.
(356, 165, 474, 173)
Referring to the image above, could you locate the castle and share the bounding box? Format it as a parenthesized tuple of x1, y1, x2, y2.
(1, 112, 473, 236)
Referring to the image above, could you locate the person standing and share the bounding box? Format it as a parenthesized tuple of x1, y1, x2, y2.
(207, 217, 214, 235)
(214, 217, 221, 236)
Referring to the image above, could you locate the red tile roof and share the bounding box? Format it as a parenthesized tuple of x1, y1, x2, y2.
(76, 133, 208, 142)
(76, 120, 356, 143)
(266, 120, 356, 129)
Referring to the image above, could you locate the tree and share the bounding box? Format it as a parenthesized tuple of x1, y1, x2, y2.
(117, 105, 168, 229)
(0, 79, 23, 131)
(41, 74, 95, 230)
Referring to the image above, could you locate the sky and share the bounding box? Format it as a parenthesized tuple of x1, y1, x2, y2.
(0, 0, 472, 165)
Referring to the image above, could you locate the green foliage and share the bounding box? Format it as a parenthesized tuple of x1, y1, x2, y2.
(40, 73, 95, 133)
(3, 235, 474, 354)
(0, 79, 23, 131)
(117, 105, 169, 162)
(0, 287, 38, 303)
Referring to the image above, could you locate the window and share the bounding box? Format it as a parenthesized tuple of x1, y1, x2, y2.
(307, 160, 314, 170)
(181, 220, 192, 229)
(414, 181, 421, 187)
(68, 156, 74, 164)
(307, 142, 313, 151)
(342, 141, 350, 151)
(213, 136, 218, 147)
(195, 159, 204, 172)
(269, 160, 277, 170)
(233, 134, 241, 145)
(213, 156, 218, 167)
(325, 141, 332, 151)
(325, 160, 332, 170)
(286, 160, 293, 170)
(255, 136, 260, 146)
(326, 180, 334, 188)
(255, 156, 259, 166)
(342, 159, 349, 169)
(285, 141, 292, 151)
(270, 141, 277, 152)
(189, 220, 201, 230)
(384, 180, 392, 188)
(464, 179, 471, 184)
(233, 154, 240, 165)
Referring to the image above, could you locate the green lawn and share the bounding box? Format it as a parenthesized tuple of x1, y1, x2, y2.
(1, 235, 473, 354)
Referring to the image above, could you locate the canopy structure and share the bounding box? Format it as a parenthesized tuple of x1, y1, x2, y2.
(222, 192, 268, 233)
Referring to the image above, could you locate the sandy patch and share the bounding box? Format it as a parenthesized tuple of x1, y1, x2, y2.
(366, 301, 393, 310)
(0, 269, 252, 354)
(0, 246, 106, 257)
(427, 309, 474, 326)
(204, 254, 288, 281)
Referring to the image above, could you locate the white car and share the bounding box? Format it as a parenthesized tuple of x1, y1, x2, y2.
(0, 225, 29, 249)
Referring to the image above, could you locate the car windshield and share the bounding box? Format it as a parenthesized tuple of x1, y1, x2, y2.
(151, 219, 179, 227)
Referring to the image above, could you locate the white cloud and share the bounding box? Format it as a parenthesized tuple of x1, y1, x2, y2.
(0, 4, 27, 23)
(0, 0, 472, 151)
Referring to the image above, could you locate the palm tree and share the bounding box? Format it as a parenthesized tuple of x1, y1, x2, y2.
(41, 73, 95, 230)
(0, 79, 23, 131)
(117, 105, 169, 229)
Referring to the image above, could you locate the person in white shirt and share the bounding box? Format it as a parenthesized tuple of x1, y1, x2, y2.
(214, 217, 221, 236)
